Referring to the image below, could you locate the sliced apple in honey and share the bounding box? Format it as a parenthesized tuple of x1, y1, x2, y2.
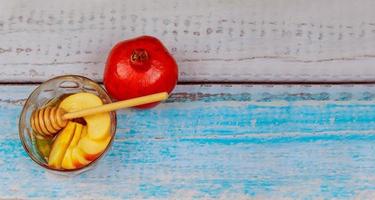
(53, 92, 113, 169)
(61, 148, 74, 169)
(59, 93, 111, 140)
(76, 135, 111, 161)
(48, 122, 76, 169)
(70, 126, 91, 169)
(72, 146, 91, 168)
(61, 123, 83, 169)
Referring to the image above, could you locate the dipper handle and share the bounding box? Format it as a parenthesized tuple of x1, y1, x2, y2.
(63, 92, 168, 120)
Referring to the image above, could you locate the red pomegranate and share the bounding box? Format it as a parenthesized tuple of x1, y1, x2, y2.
(103, 35, 178, 108)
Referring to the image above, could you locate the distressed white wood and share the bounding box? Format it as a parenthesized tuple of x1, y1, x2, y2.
(1, 0, 375, 82)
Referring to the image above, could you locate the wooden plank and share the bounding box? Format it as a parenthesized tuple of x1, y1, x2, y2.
(2, 0, 375, 82)
(1, 84, 375, 199)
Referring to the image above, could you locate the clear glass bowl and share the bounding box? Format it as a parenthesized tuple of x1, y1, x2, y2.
(19, 75, 117, 175)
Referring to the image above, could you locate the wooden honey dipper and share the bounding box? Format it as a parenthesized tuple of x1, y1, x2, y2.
(31, 92, 168, 136)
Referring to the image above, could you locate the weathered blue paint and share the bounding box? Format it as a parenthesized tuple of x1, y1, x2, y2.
(1, 84, 375, 199)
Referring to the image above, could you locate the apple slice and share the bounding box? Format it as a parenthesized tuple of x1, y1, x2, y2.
(61, 123, 83, 169)
(77, 135, 111, 161)
(71, 146, 91, 168)
(61, 148, 74, 169)
(59, 93, 111, 140)
(48, 122, 76, 169)
(70, 125, 92, 168)
(80, 125, 88, 138)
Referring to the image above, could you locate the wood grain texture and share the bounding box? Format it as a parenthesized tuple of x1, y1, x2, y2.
(1, 84, 375, 199)
(2, 0, 375, 82)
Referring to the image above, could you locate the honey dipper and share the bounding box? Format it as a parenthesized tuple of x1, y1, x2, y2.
(31, 92, 168, 136)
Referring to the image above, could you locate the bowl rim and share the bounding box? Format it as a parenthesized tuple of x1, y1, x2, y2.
(19, 74, 117, 173)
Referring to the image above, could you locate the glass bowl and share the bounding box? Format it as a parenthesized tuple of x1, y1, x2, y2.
(19, 75, 117, 175)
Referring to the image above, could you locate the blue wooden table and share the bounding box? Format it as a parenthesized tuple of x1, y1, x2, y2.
(1, 84, 375, 199)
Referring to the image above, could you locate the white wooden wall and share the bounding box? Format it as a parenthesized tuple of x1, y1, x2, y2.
(1, 0, 375, 82)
